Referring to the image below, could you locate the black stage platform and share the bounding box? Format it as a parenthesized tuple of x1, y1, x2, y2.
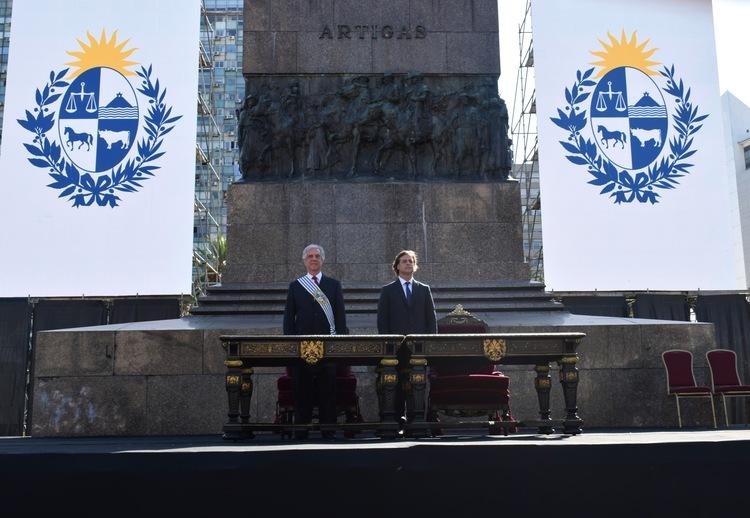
(1, 430, 749, 517)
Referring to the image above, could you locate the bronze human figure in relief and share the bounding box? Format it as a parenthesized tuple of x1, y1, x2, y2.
(237, 74, 512, 182)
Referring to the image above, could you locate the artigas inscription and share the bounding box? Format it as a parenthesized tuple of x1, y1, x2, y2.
(320, 25, 427, 40)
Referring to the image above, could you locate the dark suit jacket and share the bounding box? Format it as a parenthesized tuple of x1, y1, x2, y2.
(283, 275, 348, 335)
(377, 279, 437, 335)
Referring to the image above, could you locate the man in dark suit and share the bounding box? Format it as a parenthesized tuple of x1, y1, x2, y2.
(283, 244, 347, 439)
(377, 250, 437, 425)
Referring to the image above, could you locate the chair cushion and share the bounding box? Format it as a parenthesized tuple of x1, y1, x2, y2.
(430, 374, 510, 406)
(431, 373, 509, 391)
(430, 388, 510, 406)
(668, 385, 711, 395)
(714, 385, 750, 394)
(431, 360, 498, 376)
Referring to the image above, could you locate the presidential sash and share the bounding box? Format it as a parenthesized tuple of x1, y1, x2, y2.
(297, 276, 336, 335)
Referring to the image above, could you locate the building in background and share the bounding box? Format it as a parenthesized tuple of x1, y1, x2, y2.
(510, 0, 543, 281)
(0, 0, 245, 297)
(194, 0, 245, 295)
(0, 0, 10, 147)
(722, 91, 750, 287)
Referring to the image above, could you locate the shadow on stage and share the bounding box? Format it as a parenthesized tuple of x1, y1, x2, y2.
(1, 429, 748, 517)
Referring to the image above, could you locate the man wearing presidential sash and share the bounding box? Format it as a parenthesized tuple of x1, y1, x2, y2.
(283, 244, 348, 439)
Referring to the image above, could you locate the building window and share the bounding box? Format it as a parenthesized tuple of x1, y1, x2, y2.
(744, 146, 750, 170)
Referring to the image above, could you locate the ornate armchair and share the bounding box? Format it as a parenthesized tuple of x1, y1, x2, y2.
(275, 365, 362, 437)
(661, 350, 717, 428)
(706, 349, 750, 427)
(428, 305, 514, 435)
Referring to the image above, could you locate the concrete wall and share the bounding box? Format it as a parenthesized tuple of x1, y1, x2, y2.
(30, 317, 717, 436)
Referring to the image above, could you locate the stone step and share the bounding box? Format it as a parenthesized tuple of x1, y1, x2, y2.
(195, 290, 555, 304)
(191, 280, 562, 316)
(190, 299, 563, 315)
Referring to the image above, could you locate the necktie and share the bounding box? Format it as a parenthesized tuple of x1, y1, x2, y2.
(313, 275, 320, 286)
(405, 281, 412, 304)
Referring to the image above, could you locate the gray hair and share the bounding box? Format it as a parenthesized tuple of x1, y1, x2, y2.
(302, 243, 325, 261)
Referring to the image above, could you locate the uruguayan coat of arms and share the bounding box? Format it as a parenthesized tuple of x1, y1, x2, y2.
(551, 31, 708, 204)
(17, 30, 181, 207)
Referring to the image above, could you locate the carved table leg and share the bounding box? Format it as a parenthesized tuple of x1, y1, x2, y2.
(377, 358, 399, 439)
(223, 360, 247, 439)
(240, 368, 254, 432)
(534, 363, 553, 434)
(407, 357, 429, 437)
(559, 356, 583, 434)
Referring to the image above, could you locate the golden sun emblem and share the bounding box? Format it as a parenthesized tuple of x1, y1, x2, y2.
(590, 30, 660, 78)
(65, 30, 139, 79)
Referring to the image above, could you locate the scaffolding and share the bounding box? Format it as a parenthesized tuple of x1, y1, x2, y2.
(511, 0, 543, 281)
(193, 1, 224, 297)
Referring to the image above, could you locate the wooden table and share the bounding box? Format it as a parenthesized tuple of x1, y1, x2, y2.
(221, 332, 585, 439)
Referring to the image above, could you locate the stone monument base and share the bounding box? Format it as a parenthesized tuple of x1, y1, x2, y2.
(223, 181, 529, 284)
(30, 310, 717, 436)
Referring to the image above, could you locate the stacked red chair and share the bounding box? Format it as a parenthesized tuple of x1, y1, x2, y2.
(661, 349, 717, 428)
(706, 349, 750, 427)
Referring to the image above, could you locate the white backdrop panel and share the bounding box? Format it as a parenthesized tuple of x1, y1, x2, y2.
(532, 0, 745, 291)
(0, 0, 200, 296)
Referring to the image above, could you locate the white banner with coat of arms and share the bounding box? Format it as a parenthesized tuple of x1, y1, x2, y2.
(533, 0, 746, 291)
(0, 0, 200, 296)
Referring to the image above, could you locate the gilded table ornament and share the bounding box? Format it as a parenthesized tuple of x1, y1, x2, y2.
(535, 378, 551, 388)
(300, 340, 325, 365)
(226, 375, 240, 386)
(382, 373, 398, 384)
(241, 383, 252, 392)
(224, 360, 243, 368)
(380, 359, 399, 367)
(410, 358, 428, 366)
(410, 373, 426, 384)
(560, 356, 579, 365)
(483, 338, 507, 362)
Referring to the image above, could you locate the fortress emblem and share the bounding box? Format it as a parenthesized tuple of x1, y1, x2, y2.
(17, 30, 181, 207)
(551, 31, 708, 204)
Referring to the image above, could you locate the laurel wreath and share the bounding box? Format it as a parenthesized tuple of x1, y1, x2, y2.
(17, 65, 181, 207)
(551, 65, 708, 204)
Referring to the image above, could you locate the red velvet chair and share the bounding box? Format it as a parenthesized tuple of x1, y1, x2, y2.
(661, 350, 716, 428)
(706, 349, 750, 427)
(428, 305, 514, 435)
(275, 364, 362, 437)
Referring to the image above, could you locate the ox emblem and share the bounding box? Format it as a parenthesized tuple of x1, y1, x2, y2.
(300, 340, 325, 365)
(483, 338, 507, 362)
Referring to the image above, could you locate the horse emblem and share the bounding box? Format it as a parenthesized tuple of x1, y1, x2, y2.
(551, 31, 707, 204)
(17, 30, 181, 207)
